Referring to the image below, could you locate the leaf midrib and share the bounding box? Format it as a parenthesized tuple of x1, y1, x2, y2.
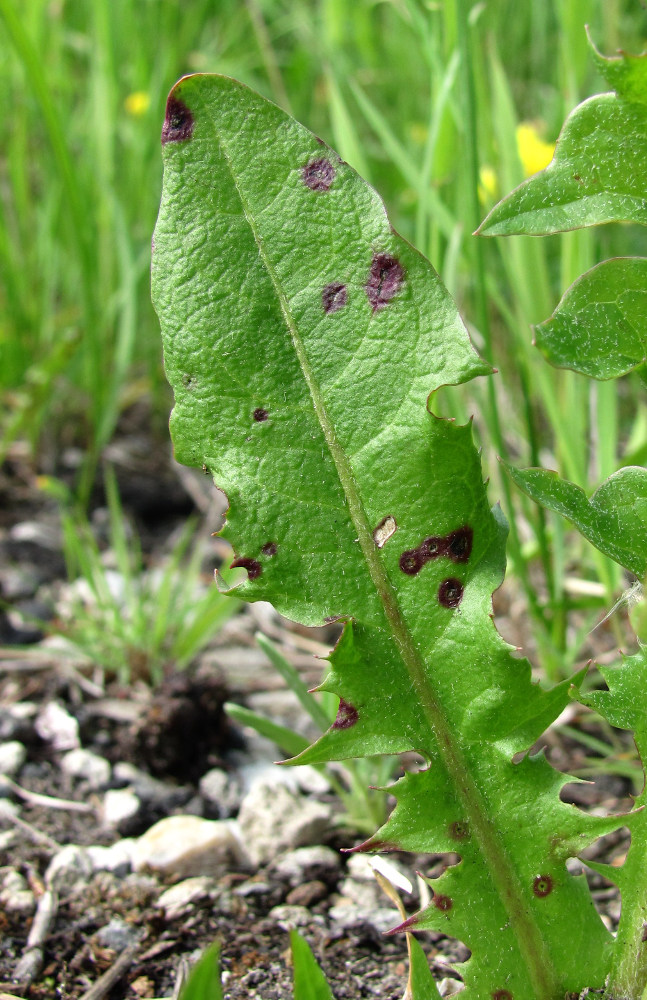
(194, 83, 560, 999)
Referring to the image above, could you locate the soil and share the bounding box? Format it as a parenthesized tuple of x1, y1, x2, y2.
(0, 422, 639, 999)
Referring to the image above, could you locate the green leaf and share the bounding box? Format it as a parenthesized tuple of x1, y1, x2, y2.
(406, 934, 443, 1000)
(588, 31, 647, 108)
(290, 929, 335, 1000)
(576, 648, 647, 998)
(505, 463, 647, 578)
(179, 943, 222, 1000)
(478, 90, 647, 236)
(534, 257, 647, 379)
(153, 74, 624, 997)
(223, 702, 310, 758)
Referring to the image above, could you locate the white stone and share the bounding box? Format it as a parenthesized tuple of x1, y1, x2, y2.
(0, 741, 26, 776)
(101, 788, 140, 828)
(45, 845, 93, 893)
(132, 816, 248, 879)
(268, 904, 312, 929)
(156, 876, 217, 920)
(34, 701, 79, 751)
(61, 748, 111, 789)
(270, 846, 340, 887)
(198, 768, 242, 817)
(237, 780, 332, 866)
(0, 868, 35, 915)
(87, 839, 135, 876)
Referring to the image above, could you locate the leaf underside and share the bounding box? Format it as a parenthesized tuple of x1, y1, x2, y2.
(152, 75, 630, 998)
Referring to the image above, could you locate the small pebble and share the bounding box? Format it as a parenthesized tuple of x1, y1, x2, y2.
(46, 844, 93, 893)
(87, 839, 135, 877)
(268, 904, 312, 929)
(199, 767, 242, 817)
(61, 748, 111, 789)
(0, 740, 26, 777)
(156, 876, 217, 920)
(35, 701, 80, 751)
(237, 780, 332, 866)
(0, 868, 36, 916)
(102, 788, 141, 828)
(132, 815, 249, 879)
(270, 846, 340, 887)
(94, 917, 139, 951)
(286, 880, 327, 907)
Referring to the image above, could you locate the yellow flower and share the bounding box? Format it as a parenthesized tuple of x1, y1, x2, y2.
(515, 122, 555, 177)
(124, 91, 150, 117)
(479, 165, 498, 202)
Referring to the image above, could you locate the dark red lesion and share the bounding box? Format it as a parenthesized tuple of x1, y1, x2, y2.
(161, 95, 195, 145)
(438, 578, 464, 609)
(302, 158, 335, 191)
(230, 557, 262, 580)
(433, 894, 453, 912)
(446, 526, 473, 562)
(399, 525, 472, 578)
(532, 874, 553, 898)
(332, 698, 359, 730)
(448, 820, 469, 841)
(365, 253, 405, 312)
(492, 991, 513, 1000)
(261, 542, 277, 556)
(253, 407, 269, 422)
(322, 282, 347, 314)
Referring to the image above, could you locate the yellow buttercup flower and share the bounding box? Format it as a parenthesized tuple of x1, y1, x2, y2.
(479, 165, 498, 202)
(516, 122, 555, 177)
(124, 91, 150, 117)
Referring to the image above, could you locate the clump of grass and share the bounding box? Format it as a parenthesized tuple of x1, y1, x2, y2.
(42, 468, 237, 686)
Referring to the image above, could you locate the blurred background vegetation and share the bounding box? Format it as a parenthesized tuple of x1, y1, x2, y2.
(1, 0, 646, 680)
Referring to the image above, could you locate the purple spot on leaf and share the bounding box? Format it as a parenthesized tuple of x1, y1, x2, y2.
(161, 95, 194, 145)
(399, 549, 424, 576)
(421, 536, 446, 560)
(438, 578, 463, 609)
(492, 992, 513, 1000)
(333, 698, 359, 730)
(366, 253, 405, 312)
(449, 820, 469, 841)
(322, 283, 347, 314)
(433, 894, 453, 912)
(446, 526, 473, 563)
(230, 557, 262, 580)
(532, 874, 553, 898)
(302, 158, 335, 191)
(253, 408, 268, 422)
(261, 542, 277, 557)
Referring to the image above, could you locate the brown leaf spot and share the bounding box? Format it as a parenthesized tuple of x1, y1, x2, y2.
(261, 542, 277, 557)
(449, 820, 469, 841)
(253, 408, 268, 422)
(446, 525, 473, 563)
(230, 557, 262, 580)
(532, 874, 553, 898)
(373, 515, 398, 548)
(492, 992, 513, 1000)
(161, 95, 194, 145)
(438, 578, 463, 609)
(399, 549, 424, 576)
(366, 253, 405, 312)
(302, 158, 335, 191)
(421, 536, 445, 560)
(332, 698, 358, 730)
(322, 282, 348, 314)
(433, 894, 453, 911)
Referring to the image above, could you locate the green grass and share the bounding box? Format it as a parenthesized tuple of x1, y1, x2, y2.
(2, 0, 646, 678)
